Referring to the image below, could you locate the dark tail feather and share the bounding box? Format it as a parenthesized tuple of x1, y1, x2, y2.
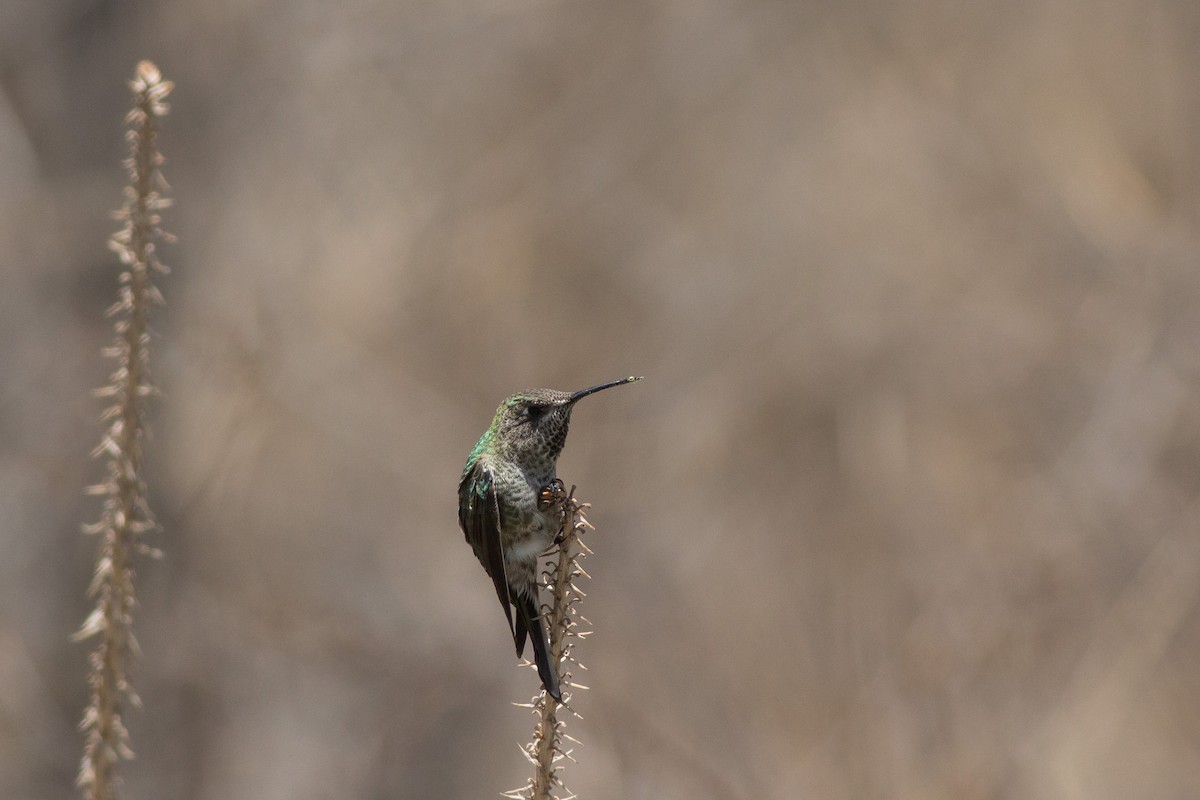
(514, 592, 562, 702)
(513, 597, 529, 659)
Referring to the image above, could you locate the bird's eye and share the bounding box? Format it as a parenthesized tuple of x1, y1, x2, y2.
(527, 405, 546, 420)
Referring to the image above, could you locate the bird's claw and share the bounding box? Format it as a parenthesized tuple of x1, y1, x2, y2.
(538, 478, 567, 512)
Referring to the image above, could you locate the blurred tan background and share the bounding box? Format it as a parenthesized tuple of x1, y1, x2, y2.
(3, 1, 1200, 798)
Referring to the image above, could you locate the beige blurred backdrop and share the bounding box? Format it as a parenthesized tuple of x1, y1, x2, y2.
(3, 1, 1200, 798)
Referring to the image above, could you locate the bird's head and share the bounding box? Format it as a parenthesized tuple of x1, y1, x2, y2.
(491, 377, 642, 462)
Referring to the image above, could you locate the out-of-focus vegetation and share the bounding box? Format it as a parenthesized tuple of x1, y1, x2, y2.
(2, 2, 1198, 798)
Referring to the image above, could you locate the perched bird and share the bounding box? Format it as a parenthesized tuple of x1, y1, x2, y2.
(458, 376, 642, 701)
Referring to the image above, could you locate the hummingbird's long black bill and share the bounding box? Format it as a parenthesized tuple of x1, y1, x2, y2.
(569, 375, 643, 403)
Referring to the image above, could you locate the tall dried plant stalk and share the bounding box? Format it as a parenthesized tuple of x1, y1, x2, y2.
(75, 61, 173, 800)
(506, 489, 594, 800)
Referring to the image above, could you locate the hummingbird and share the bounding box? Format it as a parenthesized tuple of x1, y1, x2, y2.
(458, 376, 642, 701)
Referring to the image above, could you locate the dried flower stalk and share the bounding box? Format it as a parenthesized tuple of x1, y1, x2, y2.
(75, 60, 173, 800)
(506, 488, 594, 800)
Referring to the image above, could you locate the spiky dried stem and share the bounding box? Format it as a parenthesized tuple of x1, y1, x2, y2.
(75, 61, 172, 800)
(507, 489, 594, 800)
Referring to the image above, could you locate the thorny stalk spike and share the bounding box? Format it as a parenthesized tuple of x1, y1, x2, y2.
(508, 488, 594, 800)
(76, 61, 172, 800)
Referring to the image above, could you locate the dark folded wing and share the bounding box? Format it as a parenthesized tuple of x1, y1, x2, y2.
(458, 459, 514, 638)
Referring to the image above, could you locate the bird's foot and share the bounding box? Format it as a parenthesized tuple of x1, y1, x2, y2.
(537, 478, 567, 512)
